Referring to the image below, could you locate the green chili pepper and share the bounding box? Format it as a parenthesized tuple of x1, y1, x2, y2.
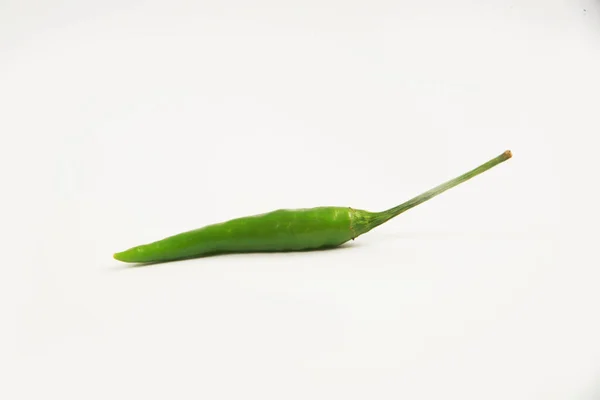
(114, 150, 512, 264)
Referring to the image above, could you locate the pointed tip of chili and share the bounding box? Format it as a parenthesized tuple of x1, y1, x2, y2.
(113, 250, 133, 263)
(114, 245, 151, 263)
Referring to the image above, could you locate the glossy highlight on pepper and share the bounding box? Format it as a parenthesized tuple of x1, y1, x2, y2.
(114, 150, 512, 264)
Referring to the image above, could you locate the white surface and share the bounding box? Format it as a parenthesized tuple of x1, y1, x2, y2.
(2, 1, 600, 399)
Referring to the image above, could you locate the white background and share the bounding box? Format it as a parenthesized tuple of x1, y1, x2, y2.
(2, 1, 600, 399)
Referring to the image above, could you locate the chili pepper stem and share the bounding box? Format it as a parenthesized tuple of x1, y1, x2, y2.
(358, 150, 512, 235)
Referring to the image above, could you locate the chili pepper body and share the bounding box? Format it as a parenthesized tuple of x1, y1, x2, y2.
(114, 150, 512, 264)
(113, 207, 377, 263)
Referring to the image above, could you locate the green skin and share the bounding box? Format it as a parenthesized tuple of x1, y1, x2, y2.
(114, 150, 512, 264)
